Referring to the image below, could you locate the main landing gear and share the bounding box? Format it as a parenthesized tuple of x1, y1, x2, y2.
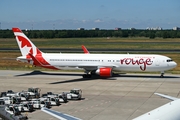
(83, 70, 92, 78)
(82, 74, 92, 78)
(160, 72, 164, 78)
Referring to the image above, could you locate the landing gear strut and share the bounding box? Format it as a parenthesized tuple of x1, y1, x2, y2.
(160, 72, 164, 78)
(82, 70, 92, 78)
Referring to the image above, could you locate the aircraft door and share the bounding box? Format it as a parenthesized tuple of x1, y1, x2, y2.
(155, 59, 160, 66)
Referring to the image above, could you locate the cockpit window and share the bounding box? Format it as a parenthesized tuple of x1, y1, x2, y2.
(167, 59, 173, 62)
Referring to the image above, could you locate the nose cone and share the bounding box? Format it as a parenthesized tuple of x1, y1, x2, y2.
(174, 61, 177, 67)
(170, 61, 177, 69)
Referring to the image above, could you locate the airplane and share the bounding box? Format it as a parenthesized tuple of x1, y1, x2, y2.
(133, 93, 180, 120)
(12, 27, 177, 78)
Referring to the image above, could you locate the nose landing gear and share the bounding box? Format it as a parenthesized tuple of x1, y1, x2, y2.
(160, 72, 164, 78)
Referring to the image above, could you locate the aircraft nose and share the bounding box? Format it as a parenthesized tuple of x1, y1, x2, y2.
(174, 61, 177, 67)
(168, 61, 177, 69)
(170, 61, 177, 68)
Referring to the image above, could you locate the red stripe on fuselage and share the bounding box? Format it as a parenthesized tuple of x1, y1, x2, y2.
(34, 52, 58, 70)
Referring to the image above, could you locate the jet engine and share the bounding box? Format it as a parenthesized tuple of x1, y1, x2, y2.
(95, 68, 112, 77)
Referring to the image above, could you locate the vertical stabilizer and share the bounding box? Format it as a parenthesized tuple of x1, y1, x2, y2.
(12, 28, 42, 56)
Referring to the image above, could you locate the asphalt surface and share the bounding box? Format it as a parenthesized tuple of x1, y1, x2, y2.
(0, 70, 180, 120)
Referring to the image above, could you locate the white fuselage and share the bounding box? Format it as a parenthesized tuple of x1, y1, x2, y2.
(18, 53, 177, 72)
(43, 53, 176, 71)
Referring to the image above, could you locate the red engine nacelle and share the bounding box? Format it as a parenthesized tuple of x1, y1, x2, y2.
(95, 68, 112, 77)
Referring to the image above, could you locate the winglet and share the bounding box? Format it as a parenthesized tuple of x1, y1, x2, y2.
(82, 45, 90, 54)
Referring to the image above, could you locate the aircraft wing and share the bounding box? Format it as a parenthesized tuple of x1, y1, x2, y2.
(133, 99, 180, 120)
(133, 93, 180, 120)
(154, 93, 178, 101)
(41, 107, 81, 120)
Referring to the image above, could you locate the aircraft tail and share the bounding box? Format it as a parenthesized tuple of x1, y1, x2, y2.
(13, 28, 58, 70)
(12, 28, 42, 56)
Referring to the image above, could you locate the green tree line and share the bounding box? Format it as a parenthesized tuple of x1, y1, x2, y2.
(1, 29, 180, 39)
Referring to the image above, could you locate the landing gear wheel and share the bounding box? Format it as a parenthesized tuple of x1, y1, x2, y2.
(160, 73, 164, 78)
(82, 74, 91, 78)
(82, 74, 86, 78)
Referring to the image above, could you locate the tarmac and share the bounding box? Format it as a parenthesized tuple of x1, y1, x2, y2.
(0, 70, 180, 120)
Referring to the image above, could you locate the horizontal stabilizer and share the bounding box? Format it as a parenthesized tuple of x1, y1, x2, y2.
(28, 53, 43, 66)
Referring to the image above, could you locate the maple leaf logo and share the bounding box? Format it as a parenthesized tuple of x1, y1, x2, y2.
(17, 36, 32, 48)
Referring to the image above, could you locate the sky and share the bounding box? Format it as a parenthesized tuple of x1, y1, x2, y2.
(0, 0, 180, 30)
